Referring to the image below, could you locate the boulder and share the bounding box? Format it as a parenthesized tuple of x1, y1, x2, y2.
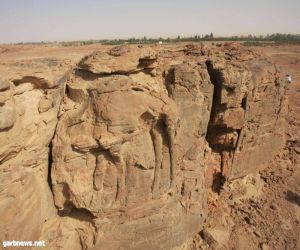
(78, 45, 157, 74)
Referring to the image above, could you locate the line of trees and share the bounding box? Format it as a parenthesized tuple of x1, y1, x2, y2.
(99, 33, 300, 45)
(12, 33, 300, 46)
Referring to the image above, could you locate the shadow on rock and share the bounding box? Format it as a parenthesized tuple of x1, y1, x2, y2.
(286, 190, 300, 206)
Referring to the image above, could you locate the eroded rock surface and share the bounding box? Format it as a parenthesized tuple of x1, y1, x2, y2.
(0, 58, 72, 243)
(0, 44, 286, 250)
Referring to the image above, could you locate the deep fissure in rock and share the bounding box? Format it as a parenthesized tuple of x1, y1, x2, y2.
(205, 60, 224, 151)
(47, 141, 53, 192)
(242, 96, 247, 110)
(205, 60, 233, 192)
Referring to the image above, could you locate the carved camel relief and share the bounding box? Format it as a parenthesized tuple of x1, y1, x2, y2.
(60, 79, 180, 207)
(91, 86, 179, 204)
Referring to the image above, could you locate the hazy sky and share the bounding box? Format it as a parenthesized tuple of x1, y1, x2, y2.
(0, 0, 299, 43)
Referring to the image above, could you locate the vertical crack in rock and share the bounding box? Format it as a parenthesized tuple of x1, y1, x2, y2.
(205, 60, 223, 123)
(47, 80, 69, 195)
(47, 141, 53, 192)
(205, 60, 226, 150)
(149, 121, 163, 196)
(205, 60, 232, 192)
(241, 96, 248, 111)
(205, 62, 227, 140)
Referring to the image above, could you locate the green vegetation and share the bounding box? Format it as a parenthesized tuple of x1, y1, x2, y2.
(242, 41, 266, 47)
(61, 40, 94, 47)
(11, 33, 300, 46)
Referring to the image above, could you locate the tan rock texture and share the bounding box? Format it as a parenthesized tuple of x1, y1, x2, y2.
(0, 58, 71, 243)
(0, 44, 286, 250)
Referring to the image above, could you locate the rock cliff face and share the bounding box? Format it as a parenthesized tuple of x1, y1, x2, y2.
(0, 58, 70, 243)
(0, 44, 286, 249)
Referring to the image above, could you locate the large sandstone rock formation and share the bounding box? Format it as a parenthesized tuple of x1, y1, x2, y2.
(0, 58, 71, 243)
(0, 44, 286, 250)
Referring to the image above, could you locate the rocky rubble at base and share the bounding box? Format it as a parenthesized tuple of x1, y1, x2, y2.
(0, 43, 287, 249)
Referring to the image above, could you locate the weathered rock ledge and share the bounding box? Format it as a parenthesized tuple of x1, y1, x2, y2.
(0, 43, 286, 250)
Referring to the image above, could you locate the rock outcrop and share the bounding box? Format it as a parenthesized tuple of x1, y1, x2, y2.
(205, 45, 285, 181)
(0, 44, 286, 250)
(0, 58, 71, 243)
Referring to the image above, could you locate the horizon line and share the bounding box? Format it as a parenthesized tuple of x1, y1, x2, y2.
(1, 32, 300, 45)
